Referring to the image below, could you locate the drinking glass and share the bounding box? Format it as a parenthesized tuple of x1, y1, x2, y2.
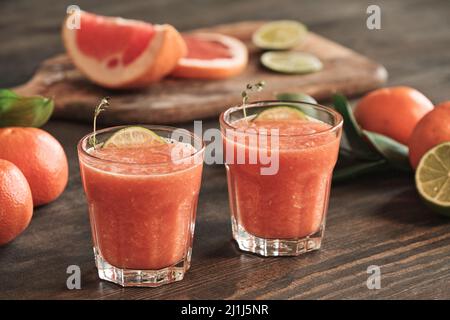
(78, 125, 204, 287)
(220, 101, 343, 256)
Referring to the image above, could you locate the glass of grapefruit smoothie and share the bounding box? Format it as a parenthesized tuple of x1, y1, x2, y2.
(78, 125, 204, 287)
(220, 101, 342, 256)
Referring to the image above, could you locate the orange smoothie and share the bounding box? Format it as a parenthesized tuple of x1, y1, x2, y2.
(223, 118, 341, 240)
(79, 142, 203, 270)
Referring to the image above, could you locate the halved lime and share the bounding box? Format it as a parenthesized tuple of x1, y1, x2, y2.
(252, 20, 308, 50)
(254, 106, 307, 121)
(276, 92, 318, 104)
(261, 51, 323, 74)
(103, 126, 166, 148)
(415, 142, 450, 216)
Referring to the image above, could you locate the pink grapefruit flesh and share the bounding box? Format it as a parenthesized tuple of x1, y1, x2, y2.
(183, 35, 232, 60)
(171, 32, 248, 79)
(76, 13, 156, 67)
(62, 11, 187, 89)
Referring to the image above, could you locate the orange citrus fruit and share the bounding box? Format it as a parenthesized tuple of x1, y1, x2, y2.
(409, 101, 450, 169)
(354, 86, 434, 145)
(62, 11, 187, 88)
(0, 127, 68, 206)
(0, 159, 33, 245)
(171, 33, 248, 79)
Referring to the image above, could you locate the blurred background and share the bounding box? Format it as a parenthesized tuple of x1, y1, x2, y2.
(1, 0, 448, 103)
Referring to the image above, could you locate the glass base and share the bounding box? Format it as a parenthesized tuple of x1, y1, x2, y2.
(94, 248, 191, 287)
(231, 218, 323, 257)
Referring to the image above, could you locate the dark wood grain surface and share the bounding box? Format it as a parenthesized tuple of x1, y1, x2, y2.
(1, 0, 450, 300)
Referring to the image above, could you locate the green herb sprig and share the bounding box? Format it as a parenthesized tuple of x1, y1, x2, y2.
(241, 81, 265, 119)
(89, 97, 110, 149)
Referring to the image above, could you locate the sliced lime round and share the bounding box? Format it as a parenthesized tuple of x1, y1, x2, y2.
(415, 142, 450, 216)
(254, 106, 307, 121)
(276, 92, 318, 104)
(103, 126, 166, 148)
(261, 51, 322, 74)
(252, 20, 308, 50)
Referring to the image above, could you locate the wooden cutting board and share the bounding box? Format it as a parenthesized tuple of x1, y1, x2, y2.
(12, 21, 387, 125)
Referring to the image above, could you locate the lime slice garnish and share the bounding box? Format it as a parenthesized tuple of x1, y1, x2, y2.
(261, 51, 323, 74)
(254, 106, 307, 121)
(103, 126, 166, 148)
(276, 92, 317, 104)
(415, 142, 450, 216)
(252, 20, 308, 50)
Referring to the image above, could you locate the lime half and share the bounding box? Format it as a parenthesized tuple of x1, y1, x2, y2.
(415, 142, 450, 216)
(252, 20, 308, 50)
(261, 51, 323, 74)
(103, 126, 166, 148)
(254, 106, 307, 121)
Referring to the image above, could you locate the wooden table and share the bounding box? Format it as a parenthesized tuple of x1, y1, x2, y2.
(1, 0, 450, 300)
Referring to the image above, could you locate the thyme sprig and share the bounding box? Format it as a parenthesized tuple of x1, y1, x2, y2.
(89, 97, 110, 149)
(241, 81, 265, 119)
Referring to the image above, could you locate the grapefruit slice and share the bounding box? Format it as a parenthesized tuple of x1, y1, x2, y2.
(171, 33, 248, 79)
(62, 11, 187, 89)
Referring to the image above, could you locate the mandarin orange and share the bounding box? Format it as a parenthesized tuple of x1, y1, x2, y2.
(409, 101, 450, 169)
(354, 87, 433, 144)
(0, 159, 33, 245)
(0, 127, 68, 206)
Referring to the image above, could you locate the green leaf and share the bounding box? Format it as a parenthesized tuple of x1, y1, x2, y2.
(0, 89, 18, 98)
(362, 130, 411, 171)
(0, 90, 54, 127)
(332, 94, 380, 161)
(333, 159, 389, 183)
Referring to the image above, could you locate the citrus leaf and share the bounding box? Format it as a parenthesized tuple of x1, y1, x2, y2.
(362, 130, 411, 171)
(0, 89, 18, 98)
(332, 94, 380, 160)
(0, 89, 19, 113)
(0, 93, 54, 128)
(333, 159, 389, 183)
(27, 97, 54, 127)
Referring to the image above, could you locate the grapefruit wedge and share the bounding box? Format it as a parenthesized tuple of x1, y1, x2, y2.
(62, 11, 187, 89)
(171, 33, 248, 79)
